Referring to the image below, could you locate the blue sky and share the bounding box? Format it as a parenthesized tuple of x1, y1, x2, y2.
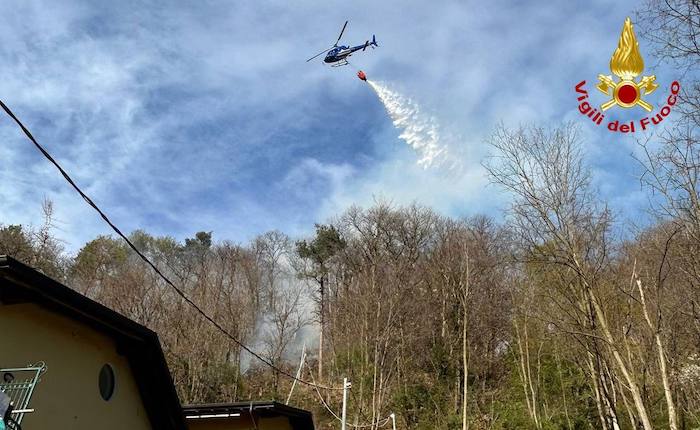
(0, 0, 681, 251)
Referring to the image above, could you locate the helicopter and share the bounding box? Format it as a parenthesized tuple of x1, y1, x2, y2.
(306, 21, 378, 67)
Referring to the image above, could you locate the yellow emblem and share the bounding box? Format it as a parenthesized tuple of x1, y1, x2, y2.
(597, 18, 658, 111)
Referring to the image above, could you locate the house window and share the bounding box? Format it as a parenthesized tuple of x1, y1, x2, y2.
(98, 364, 115, 401)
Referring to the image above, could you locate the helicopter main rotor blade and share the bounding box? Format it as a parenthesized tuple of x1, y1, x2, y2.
(306, 46, 333, 62)
(335, 20, 348, 45)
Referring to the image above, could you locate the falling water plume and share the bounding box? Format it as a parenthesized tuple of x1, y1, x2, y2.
(366, 80, 458, 170)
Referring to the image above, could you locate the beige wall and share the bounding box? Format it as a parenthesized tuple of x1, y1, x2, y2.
(187, 416, 293, 430)
(0, 302, 153, 430)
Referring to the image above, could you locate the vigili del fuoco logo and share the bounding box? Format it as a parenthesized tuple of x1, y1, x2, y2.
(575, 17, 680, 133)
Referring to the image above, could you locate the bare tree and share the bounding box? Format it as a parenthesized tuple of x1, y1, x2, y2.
(484, 123, 657, 429)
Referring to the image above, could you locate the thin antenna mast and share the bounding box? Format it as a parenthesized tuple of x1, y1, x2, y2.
(286, 343, 307, 405)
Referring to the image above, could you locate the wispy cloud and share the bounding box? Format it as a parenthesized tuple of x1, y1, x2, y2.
(0, 0, 674, 252)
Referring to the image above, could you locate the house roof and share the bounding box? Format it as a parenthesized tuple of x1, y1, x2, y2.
(0, 255, 187, 430)
(183, 401, 315, 430)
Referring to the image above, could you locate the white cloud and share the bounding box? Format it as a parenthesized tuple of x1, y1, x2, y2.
(0, 0, 668, 253)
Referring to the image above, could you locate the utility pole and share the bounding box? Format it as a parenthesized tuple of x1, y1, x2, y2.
(390, 413, 396, 430)
(341, 378, 351, 430)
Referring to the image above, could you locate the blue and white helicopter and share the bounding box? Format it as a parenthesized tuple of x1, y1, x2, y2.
(306, 21, 378, 67)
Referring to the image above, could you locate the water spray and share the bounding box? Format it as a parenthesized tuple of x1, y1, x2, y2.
(357, 71, 456, 170)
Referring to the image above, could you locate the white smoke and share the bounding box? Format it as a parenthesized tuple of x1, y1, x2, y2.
(367, 80, 461, 171)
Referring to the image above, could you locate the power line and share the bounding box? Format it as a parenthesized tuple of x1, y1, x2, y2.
(304, 359, 345, 422)
(0, 99, 342, 391)
(303, 358, 392, 428)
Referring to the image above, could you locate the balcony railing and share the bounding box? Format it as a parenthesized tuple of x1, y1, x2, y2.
(1, 363, 46, 427)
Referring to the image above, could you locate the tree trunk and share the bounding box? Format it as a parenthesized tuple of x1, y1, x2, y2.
(462, 303, 469, 430)
(514, 320, 538, 428)
(554, 344, 573, 430)
(637, 279, 678, 430)
(588, 288, 653, 430)
(318, 277, 324, 382)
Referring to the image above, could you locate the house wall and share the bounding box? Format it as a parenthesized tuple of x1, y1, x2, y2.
(0, 302, 153, 430)
(187, 416, 293, 430)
